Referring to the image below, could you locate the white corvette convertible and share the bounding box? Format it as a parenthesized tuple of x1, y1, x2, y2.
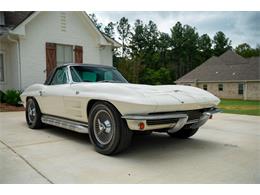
(21, 64, 220, 155)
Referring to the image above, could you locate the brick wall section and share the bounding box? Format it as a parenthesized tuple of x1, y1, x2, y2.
(178, 82, 260, 100)
(246, 82, 260, 100)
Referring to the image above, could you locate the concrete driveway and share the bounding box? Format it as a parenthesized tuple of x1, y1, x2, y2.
(0, 112, 259, 183)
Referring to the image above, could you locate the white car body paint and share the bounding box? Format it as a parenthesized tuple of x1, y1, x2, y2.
(21, 82, 219, 119)
(20, 64, 220, 131)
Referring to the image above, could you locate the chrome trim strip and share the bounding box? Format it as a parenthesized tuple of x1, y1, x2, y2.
(122, 113, 188, 120)
(41, 115, 88, 133)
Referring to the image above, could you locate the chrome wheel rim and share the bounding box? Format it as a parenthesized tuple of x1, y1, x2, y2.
(28, 101, 36, 124)
(93, 110, 114, 145)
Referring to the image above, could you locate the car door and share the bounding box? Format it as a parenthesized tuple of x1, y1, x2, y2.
(40, 66, 70, 117)
(62, 66, 89, 122)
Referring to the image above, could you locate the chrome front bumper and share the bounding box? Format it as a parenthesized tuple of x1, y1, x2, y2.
(122, 108, 220, 131)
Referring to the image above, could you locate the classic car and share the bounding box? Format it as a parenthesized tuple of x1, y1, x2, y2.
(20, 64, 220, 155)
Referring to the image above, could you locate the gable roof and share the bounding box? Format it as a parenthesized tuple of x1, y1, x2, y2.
(0, 11, 121, 48)
(1, 11, 34, 29)
(176, 50, 260, 83)
(102, 33, 121, 47)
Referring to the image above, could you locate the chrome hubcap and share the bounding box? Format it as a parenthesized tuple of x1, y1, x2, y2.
(93, 110, 114, 145)
(28, 102, 36, 123)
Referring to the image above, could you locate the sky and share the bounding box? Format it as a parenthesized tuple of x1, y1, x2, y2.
(93, 11, 260, 48)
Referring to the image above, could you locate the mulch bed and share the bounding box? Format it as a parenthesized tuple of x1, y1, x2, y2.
(0, 103, 25, 112)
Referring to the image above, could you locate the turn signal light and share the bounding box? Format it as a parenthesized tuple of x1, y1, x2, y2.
(138, 122, 145, 130)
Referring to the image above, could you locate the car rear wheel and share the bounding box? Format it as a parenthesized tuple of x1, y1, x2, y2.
(88, 102, 133, 155)
(26, 98, 44, 129)
(167, 127, 199, 139)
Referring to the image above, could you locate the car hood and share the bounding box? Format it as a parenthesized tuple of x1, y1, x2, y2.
(123, 83, 220, 104)
(72, 82, 220, 112)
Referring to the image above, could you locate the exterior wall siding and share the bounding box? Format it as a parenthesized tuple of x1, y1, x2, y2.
(0, 40, 19, 91)
(19, 12, 113, 90)
(100, 46, 113, 66)
(177, 82, 260, 100)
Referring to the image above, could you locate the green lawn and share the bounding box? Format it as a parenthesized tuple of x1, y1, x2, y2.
(218, 99, 260, 116)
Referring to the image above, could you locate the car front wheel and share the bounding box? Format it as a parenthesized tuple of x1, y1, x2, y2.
(88, 102, 133, 155)
(26, 98, 44, 129)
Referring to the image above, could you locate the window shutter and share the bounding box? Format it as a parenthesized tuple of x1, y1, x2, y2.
(46, 43, 57, 78)
(74, 46, 83, 64)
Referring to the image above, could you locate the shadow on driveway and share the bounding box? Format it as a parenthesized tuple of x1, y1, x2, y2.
(35, 123, 221, 161)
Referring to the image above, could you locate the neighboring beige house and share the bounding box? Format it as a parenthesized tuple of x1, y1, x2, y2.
(0, 11, 121, 91)
(176, 50, 260, 100)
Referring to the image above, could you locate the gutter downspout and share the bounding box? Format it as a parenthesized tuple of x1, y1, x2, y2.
(7, 35, 22, 90)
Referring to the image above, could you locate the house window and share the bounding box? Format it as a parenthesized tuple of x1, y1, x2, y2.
(203, 84, 207, 90)
(238, 83, 244, 95)
(218, 84, 223, 91)
(0, 53, 4, 82)
(56, 44, 73, 66)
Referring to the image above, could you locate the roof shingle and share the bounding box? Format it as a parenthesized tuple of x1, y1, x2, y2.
(176, 50, 260, 83)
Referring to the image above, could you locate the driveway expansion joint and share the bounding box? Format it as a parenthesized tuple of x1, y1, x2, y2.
(0, 139, 54, 184)
(10, 139, 65, 149)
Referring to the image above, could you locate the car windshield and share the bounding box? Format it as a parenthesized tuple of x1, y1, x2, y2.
(70, 66, 128, 83)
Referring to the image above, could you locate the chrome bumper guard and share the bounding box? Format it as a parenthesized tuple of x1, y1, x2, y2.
(189, 108, 221, 130)
(122, 108, 220, 131)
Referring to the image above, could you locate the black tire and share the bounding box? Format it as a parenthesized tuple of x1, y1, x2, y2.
(26, 98, 44, 129)
(167, 127, 199, 139)
(88, 102, 133, 155)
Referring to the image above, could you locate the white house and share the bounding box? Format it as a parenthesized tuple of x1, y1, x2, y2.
(0, 11, 121, 91)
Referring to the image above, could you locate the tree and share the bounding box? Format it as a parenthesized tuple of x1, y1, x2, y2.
(130, 19, 146, 58)
(254, 44, 260, 56)
(170, 22, 200, 78)
(170, 22, 184, 79)
(213, 31, 232, 56)
(235, 43, 260, 58)
(129, 19, 162, 68)
(198, 34, 213, 62)
(88, 13, 103, 31)
(117, 17, 131, 57)
(115, 57, 144, 83)
(143, 20, 160, 68)
(104, 22, 116, 38)
(158, 32, 171, 66)
(140, 67, 173, 85)
(181, 25, 199, 71)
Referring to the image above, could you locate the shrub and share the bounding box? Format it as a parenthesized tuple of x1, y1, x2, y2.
(0, 90, 6, 103)
(4, 90, 21, 106)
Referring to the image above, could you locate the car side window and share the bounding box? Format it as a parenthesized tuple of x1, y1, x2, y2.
(50, 67, 68, 85)
(70, 67, 82, 82)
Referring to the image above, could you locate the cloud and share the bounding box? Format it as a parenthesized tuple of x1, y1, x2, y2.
(93, 11, 260, 47)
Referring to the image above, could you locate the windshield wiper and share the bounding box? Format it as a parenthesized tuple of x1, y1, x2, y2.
(97, 80, 112, 83)
(97, 80, 122, 83)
